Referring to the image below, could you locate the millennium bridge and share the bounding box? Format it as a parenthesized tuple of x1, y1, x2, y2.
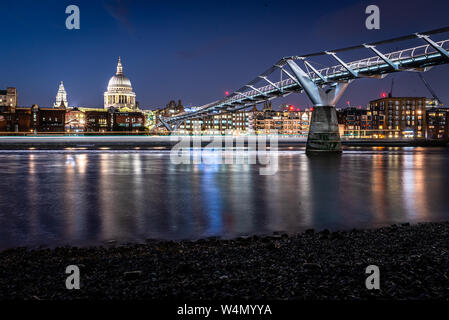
(157, 27, 449, 154)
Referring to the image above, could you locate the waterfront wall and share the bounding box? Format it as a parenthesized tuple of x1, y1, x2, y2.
(0, 135, 446, 150)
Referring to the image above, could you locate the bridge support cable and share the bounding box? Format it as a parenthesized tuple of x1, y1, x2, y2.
(363, 44, 399, 70)
(303, 60, 328, 82)
(246, 85, 269, 97)
(325, 52, 358, 78)
(258, 76, 281, 90)
(416, 33, 449, 60)
(273, 65, 302, 89)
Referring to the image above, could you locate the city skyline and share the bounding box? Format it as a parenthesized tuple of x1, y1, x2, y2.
(2, 0, 449, 305)
(1, 0, 448, 110)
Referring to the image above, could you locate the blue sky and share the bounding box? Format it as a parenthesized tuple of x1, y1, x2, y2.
(1, 0, 448, 109)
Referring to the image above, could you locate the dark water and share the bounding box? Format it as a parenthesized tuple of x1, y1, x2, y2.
(1, 147, 449, 249)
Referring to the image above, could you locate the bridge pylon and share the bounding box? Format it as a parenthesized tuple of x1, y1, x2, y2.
(155, 26, 449, 154)
(286, 59, 349, 154)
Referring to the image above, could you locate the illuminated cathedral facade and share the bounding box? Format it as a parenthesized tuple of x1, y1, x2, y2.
(104, 57, 137, 110)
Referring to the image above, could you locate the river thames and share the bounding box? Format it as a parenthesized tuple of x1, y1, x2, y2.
(0, 146, 448, 249)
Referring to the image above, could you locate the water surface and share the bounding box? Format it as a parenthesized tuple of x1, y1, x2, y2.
(0, 147, 448, 249)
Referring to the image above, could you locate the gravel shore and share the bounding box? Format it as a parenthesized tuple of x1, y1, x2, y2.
(1, 222, 449, 300)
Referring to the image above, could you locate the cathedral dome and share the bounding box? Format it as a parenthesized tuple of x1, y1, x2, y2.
(104, 57, 137, 110)
(106, 57, 133, 92)
(108, 74, 132, 90)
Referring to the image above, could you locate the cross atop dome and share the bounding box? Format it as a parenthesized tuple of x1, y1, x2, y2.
(116, 56, 123, 75)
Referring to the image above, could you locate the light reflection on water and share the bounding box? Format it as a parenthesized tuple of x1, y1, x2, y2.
(0, 147, 448, 249)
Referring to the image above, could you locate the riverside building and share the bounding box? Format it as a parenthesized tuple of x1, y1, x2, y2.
(0, 87, 17, 108)
(251, 102, 311, 136)
(367, 97, 427, 139)
(174, 110, 249, 135)
(426, 107, 449, 140)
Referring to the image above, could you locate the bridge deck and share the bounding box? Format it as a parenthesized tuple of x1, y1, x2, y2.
(158, 28, 449, 126)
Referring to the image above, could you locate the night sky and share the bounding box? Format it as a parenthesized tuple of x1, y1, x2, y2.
(1, 0, 448, 110)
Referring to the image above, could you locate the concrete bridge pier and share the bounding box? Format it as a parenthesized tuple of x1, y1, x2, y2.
(286, 59, 349, 154)
(306, 106, 341, 154)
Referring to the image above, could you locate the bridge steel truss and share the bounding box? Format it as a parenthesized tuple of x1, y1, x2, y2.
(157, 27, 449, 152)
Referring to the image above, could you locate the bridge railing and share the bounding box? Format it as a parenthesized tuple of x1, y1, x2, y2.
(158, 31, 449, 125)
(226, 39, 449, 105)
(195, 38, 449, 109)
(316, 39, 449, 77)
